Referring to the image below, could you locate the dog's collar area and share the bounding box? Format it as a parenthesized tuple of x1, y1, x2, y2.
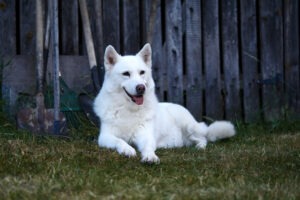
(123, 88, 144, 105)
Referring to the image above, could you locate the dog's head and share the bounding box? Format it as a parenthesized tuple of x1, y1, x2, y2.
(103, 43, 155, 106)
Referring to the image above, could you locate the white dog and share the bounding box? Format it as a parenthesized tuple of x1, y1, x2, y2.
(93, 43, 235, 163)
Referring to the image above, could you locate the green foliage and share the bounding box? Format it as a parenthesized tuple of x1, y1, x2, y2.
(0, 114, 299, 199)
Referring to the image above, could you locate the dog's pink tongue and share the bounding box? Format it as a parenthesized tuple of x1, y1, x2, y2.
(133, 96, 144, 105)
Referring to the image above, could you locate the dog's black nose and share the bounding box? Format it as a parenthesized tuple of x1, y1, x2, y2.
(136, 84, 145, 95)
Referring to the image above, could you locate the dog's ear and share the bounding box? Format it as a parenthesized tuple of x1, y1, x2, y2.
(104, 45, 120, 71)
(137, 43, 152, 68)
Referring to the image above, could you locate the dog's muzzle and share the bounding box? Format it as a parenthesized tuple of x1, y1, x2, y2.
(123, 84, 145, 105)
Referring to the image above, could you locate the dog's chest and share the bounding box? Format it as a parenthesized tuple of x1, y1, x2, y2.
(104, 105, 153, 140)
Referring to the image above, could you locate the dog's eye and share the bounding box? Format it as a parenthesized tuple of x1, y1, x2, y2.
(140, 70, 145, 75)
(122, 71, 130, 77)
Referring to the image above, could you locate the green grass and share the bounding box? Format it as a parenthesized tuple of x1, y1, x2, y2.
(0, 115, 299, 199)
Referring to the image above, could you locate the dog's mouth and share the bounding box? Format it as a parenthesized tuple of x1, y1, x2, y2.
(123, 88, 144, 105)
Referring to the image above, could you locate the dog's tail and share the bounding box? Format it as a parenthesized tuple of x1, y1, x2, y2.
(206, 121, 236, 142)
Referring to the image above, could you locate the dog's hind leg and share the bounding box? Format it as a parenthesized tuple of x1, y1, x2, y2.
(186, 122, 208, 149)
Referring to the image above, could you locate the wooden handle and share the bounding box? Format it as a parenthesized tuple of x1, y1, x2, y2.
(36, 0, 44, 93)
(79, 0, 97, 69)
(51, 0, 60, 125)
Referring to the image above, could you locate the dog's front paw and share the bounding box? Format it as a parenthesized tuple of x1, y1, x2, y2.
(117, 144, 137, 157)
(196, 138, 207, 149)
(141, 152, 160, 164)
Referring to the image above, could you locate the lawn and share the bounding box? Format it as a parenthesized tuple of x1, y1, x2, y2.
(0, 115, 299, 199)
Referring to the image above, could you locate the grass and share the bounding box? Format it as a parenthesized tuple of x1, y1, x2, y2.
(0, 113, 299, 199)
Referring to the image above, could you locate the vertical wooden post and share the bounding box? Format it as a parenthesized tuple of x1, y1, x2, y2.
(20, 0, 36, 55)
(184, 0, 203, 120)
(221, 0, 241, 121)
(94, 0, 104, 67)
(165, 0, 183, 105)
(142, 0, 164, 101)
(203, 0, 222, 120)
(240, 0, 260, 122)
(0, 0, 16, 56)
(61, 0, 79, 55)
(259, 0, 284, 121)
(122, 0, 140, 54)
(283, 0, 300, 119)
(102, 0, 120, 52)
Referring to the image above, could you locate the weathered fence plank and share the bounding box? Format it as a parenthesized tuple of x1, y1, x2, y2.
(259, 0, 284, 121)
(240, 0, 260, 122)
(61, 0, 79, 55)
(0, 0, 16, 56)
(122, 0, 140, 54)
(165, 0, 183, 105)
(102, 0, 120, 52)
(283, 0, 300, 119)
(221, 0, 241, 121)
(142, 0, 164, 101)
(93, 0, 104, 67)
(20, 0, 36, 55)
(141, 0, 150, 44)
(184, 0, 203, 120)
(202, 0, 223, 120)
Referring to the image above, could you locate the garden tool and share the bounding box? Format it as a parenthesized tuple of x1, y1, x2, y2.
(78, 0, 103, 127)
(16, 0, 66, 134)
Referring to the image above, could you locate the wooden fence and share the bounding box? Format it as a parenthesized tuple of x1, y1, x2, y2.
(0, 0, 299, 122)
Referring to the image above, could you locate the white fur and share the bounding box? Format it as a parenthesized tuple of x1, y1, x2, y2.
(94, 43, 236, 163)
